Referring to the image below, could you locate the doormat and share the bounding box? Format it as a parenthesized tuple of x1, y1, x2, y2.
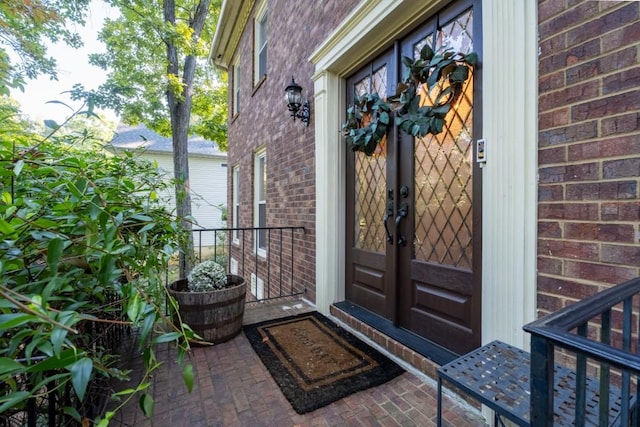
(243, 311, 404, 414)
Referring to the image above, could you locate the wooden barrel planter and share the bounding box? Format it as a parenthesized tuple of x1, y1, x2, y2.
(168, 275, 246, 344)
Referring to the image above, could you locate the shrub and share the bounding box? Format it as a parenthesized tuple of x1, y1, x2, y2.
(0, 102, 192, 425)
(187, 260, 228, 292)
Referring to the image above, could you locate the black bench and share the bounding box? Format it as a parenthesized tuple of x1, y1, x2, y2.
(437, 340, 633, 426)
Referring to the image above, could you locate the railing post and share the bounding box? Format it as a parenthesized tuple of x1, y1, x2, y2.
(530, 334, 554, 427)
(636, 305, 640, 427)
(279, 228, 283, 297)
(27, 394, 37, 427)
(575, 324, 587, 427)
(48, 380, 56, 427)
(599, 309, 611, 427)
(241, 229, 246, 278)
(290, 228, 295, 295)
(213, 230, 217, 264)
(621, 297, 633, 426)
(267, 228, 271, 298)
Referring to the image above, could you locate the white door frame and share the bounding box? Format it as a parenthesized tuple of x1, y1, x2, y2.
(310, 0, 538, 349)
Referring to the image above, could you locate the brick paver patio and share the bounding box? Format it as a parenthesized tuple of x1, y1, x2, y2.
(112, 298, 487, 427)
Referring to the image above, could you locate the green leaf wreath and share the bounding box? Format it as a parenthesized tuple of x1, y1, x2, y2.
(341, 92, 391, 156)
(342, 45, 478, 156)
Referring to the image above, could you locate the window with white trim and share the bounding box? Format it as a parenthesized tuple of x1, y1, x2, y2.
(254, 2, 268, 84)
(232, 56, 240, 116)
(254, 149, 266, 255)
(232, 165, 240, 243)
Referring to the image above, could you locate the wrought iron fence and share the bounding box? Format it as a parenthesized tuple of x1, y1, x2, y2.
(1, 295, 128, 427)
(524, 277, 640, 426)
(190, 226, 307, 302)
(3, 227, 307, 426)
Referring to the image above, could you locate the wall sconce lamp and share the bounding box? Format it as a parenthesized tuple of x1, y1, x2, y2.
(284, 76, 310, 126)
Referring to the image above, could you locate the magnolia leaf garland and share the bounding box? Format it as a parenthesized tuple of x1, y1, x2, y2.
(342, 45, 478, 156)
(341, 93, 391, 156)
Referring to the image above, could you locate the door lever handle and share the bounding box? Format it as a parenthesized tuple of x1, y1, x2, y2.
(395, 202, 408, 247)
(383, 189, 394, 245)
(382, 199, 393, 245)
(383, 211, 393, 244)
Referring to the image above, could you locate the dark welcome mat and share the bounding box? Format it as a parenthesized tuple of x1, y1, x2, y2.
(243, 311, 404, 414)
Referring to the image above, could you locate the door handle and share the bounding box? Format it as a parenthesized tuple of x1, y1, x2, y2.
(383, 189, 394, 244)
(395, 202, 408, 247)
(383, 211, 393, 244)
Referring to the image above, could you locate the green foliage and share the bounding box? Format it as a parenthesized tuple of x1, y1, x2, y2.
(341, 93, 391, 156)
(69, 0, 227, 277)
(21, 97, 119, 149)
(186, 260, 228, 292)
(0, 102, 190, 424)
(0, 0, 90, 94)
(394, 47, 477, 138)
(0, 96, 31, 135)
(71, 0, 227, 149)
(342, 46, 476, 156)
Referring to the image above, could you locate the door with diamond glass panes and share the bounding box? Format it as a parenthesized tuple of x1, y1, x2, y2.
(345, 0, 481, 355)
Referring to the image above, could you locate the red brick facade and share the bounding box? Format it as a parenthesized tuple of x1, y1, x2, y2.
(226, 0, 359, 303)
(221, 0, 639, 323)
(537, 0, 640, 315)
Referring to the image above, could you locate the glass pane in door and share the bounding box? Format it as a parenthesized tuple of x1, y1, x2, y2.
(414, 8, 474, 269)
(354, 66, 388, 253)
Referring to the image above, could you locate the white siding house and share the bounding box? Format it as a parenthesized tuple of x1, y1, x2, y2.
(109, 124, 227, 247)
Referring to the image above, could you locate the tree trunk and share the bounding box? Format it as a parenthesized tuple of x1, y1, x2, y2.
(172, 104, 195, 277)
(163, 0, 211, 277)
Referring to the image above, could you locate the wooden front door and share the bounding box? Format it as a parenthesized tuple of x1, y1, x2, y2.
(345, 0, 481, 355)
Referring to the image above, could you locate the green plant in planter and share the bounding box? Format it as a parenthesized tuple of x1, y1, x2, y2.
(168, 260, 246, 344)
(187, 260, 228, 291)
(342, 45, 478, 156)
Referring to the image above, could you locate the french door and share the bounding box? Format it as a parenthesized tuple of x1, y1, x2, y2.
(345, 0, 482, 355)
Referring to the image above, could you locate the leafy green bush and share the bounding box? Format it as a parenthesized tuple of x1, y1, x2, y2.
(187, 260, 228, 292)
(0, 102, 192, 425)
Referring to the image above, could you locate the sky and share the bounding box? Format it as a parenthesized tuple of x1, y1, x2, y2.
(11, 1, 118, 124)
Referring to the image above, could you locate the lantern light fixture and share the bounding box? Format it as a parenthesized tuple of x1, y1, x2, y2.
(284, 76, 310, 126)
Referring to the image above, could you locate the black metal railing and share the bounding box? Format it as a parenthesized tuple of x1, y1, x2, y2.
(1, 298, 128, 427)
(524, 277, 640, 426)
(190, 226, 307, 302)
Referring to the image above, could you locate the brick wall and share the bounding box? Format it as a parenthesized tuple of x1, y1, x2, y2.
(537, 0, 640, 316)
(226, 0, 359, 302)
